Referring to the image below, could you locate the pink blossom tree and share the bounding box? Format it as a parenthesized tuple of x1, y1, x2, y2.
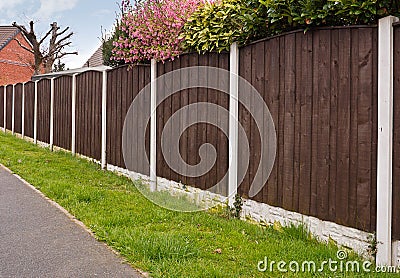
(112, 0, 203, 63)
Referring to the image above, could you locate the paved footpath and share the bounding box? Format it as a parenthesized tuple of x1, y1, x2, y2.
(0, 166, 143, 278)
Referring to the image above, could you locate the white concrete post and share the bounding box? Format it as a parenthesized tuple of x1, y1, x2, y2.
(377, 15, 399, 266)
(11, 84, 15, 135)
(71, 74, 77, 155)
(49, 78, 55, 150)
(3, 86, 6, 132)
(150, 59, 157, 192)
(34, 81, 38, 144)
(101, 71, 107, 169)
(228, 42, 239, 205)
(22, 83, 25, 138)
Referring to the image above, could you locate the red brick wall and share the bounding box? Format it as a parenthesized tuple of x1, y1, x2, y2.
(0, 32, 34, 85)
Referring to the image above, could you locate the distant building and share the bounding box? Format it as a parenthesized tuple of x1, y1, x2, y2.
(83, 45, 104, 68)
(0, 26, 34, 85)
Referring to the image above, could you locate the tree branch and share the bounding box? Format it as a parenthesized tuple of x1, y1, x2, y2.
(38, 28, 53, 45)
(57, 26, 70, 37)
(14, 38, 34, 54)
(56, 51, 78, 59)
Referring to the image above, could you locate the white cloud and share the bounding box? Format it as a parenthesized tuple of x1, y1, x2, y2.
(34, 0, 79, 20)
(91, 9, 113, 18)
(0, 0, 26, 10)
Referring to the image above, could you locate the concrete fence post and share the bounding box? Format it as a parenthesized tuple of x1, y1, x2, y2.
(22, 83, 25, 138)
(71, 74, 77, 155)
(11, 84, 15, 135)
(3, 86, 6, 132)
(228, 42, 239, 205)
(49, 78, 55, 150)
(101, 71, 107, 169)
(377, 15, 399, 266)
(150, 59, 157, 192)
(34, 81, 38, 144)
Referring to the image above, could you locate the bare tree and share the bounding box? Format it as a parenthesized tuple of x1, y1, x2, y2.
(12, 21, 78, 74)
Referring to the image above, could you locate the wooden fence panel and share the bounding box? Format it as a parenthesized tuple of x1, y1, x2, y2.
(0, 86, 4, 128)
(238, 27, 377, 233)
(156, 52, 229, 193)
(76, 71, 102, 160)
(393, 23, 400, 240)
(24, 81, 35, 138)
(37, 79, 51, 143)
(6, 85, 12, 131)
(54, 76, 72, 150)
(14, 83, 23, 134)
(106, 65, 150, 174)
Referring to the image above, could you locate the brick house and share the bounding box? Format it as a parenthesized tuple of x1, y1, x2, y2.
(0, 26, 34, 85)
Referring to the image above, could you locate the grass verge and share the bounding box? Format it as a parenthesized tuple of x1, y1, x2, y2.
(0, 132, 397, 277)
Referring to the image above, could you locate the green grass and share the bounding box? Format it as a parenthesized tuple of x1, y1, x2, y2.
(0, 132, 398, 277)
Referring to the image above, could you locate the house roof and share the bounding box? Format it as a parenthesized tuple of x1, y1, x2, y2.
(0, 26, 20, 51)
(83, 45, 104, 68)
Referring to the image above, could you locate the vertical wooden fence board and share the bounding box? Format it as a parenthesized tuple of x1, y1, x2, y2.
(329, 30, 339, 222)
(370, 27, 378, 234)
(335, 29, 351, 226)
(348, 28, 360, 228)
(310, 30, 320, 217)
(179, 54, 189, 186)
(277, 36, 286, 207)
(206, 53, 220, 191)
(142, 66, 151, 176)
(316, 29, 331, 221)
(298, 31, 313, 215)
(24, 82, 35, 138)
(170, 58, 182, 184)
(265, 37, 281, 207)
(282, 33, 296, 210)
(37, 79, 51, 143)
(238, 45, 252, 198)
(393, 24, 400, 240)
(250, 41, 265, 203)
(197, 54, 209, 190)
(14, 84, 23, 134)
(292, 33, 302, 214)
(157, 61, 169, 180)
(218, 53, 229, 195)
(356, 28, 374, 231)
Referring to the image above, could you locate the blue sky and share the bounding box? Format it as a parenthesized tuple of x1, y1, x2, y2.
(0, 0, 119, 68)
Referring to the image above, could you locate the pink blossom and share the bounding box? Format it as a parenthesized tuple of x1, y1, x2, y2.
(112, 0, 203, 63)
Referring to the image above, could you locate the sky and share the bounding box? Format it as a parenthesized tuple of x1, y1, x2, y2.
(0, 0, 119, 69)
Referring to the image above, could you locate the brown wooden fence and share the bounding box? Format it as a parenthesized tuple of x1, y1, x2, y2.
(156, 53, 229, 192)
(37, 79, 51, 143)
(106, 65, 150, 174)
(54, 76, 72, 150)
(237, 27, 378, 233)
(6, 85, 12, 130)
(393, 22, 400, 240)
(76, 71, 103, 160)
(3, 25, 399, 239)
(14, 84, 23, 134)
(24, 81, 35, 138)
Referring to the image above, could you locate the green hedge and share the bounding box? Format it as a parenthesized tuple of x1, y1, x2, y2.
(182, 0, 400, 53)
